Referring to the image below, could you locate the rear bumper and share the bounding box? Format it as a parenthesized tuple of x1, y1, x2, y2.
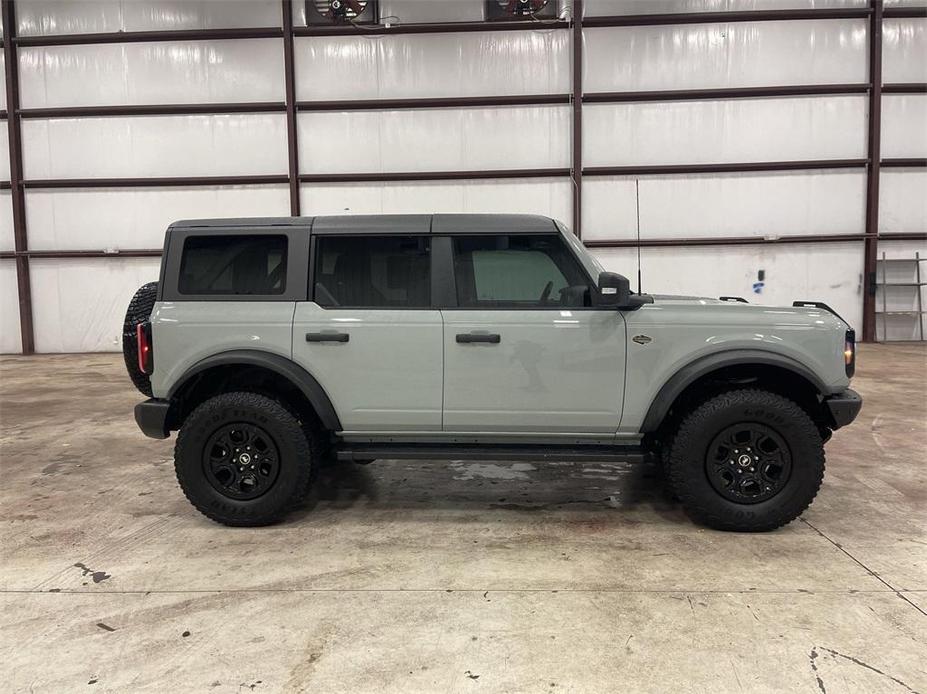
(135, 399, 170, 439)
(824, 389, 862, 429)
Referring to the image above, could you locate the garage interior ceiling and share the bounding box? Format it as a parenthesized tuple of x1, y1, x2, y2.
(0, 0, 925, 353)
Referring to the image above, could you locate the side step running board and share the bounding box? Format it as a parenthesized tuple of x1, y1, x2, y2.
(335, 443, 647, 464)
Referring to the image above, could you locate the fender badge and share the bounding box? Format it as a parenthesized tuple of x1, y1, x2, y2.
(632, 334, 652, 345)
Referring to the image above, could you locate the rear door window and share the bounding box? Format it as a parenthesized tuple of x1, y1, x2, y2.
(313, 236, 431, 308)
(179, 235, 287, 296)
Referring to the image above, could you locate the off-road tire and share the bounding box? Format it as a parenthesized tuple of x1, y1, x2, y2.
(175, 392, 315, 526)
(665, 389, 825, 532)
(122, 281, 158, 397)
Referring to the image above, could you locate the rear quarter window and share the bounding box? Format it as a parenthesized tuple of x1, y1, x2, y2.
(179, 235, 287, 296)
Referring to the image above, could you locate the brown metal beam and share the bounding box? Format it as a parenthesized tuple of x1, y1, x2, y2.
(19, 102, 285, 118)
(14, 27, 283, 47)
(882, 83, 927, 94)
(584, 233, 871, 249)
(296, 94, 571, 111)
(882, 6, 927, 18)
(863, 0, 883, 343)
(8, 233, 925, 262)
(22, 175, 290, 189)
(281, 0, 300, 216)
(292, 19, 569, 37)
(299, 168, 570, 183)
(2, 0, 34, 354)
(584, 83, 869, 104)
(572, 0, 583, 238)
(0, 249, 162, 259)
(583, 8, 871, 28)
(584, 159, 868, 177)
(881, 158, 927, 168)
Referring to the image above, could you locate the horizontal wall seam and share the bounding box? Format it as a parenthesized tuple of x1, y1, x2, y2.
(584, 84, 870, 103)
(18, 103, 287, 118)
(583, 160, 869, 175)
(14, 27, 284, 47)
(6, 232, 926, 261)
(583, 8, 873, 28)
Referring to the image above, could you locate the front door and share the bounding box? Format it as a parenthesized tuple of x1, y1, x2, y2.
(292, 233, 443, 433)
(441, 233, 627, 434)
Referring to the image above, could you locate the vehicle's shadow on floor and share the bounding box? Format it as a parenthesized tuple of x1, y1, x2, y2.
(290, 459, 686, 525)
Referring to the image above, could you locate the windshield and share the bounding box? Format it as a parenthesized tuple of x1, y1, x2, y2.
(556, 220, 605, 281)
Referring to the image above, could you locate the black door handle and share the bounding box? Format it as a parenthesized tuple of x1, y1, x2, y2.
(456, 332, 501, 344)
(306, 332, 349, 343)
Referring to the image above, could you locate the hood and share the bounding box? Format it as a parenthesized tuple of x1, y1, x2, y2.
(640, 294, 851, 330)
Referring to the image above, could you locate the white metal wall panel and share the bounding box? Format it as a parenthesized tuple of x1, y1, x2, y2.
(585, 21, 867, 92)
(26, 185, 290, 251)
(16, 1, 281, 36)
(584, 96, 867, 166)
(295, 30, 570, 101)
(882, 95, 927, 159)
(883, 19, 927, 83)
(30, 257, 161, 353)
(22, 114, 288, 179)
(583, 170, 866, 241)
(298, 106, 570, 173)
(300, 178, 572, 219)
(0, 52, 6, 111)
(591, 241, 864, 328)
(19, 40, 285, 108)
(377, 0, 486, 24)
(0, 190, 14, 251)
(585, 0, 867, 15)
(0, 260, 21, 354)
(880, 170, 927, 233)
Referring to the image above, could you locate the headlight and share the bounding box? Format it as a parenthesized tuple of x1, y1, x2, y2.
(844, 329, 856, 378)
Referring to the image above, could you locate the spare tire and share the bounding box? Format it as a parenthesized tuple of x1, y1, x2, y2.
(123, 282, 158, 397)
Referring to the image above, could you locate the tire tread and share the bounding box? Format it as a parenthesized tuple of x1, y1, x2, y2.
(666, 388, 825, 532)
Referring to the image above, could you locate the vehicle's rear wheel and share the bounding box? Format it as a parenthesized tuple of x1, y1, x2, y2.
(665, 389, 824, 532)
(122, 282, 159, 396)
(174, 392, 315, 526)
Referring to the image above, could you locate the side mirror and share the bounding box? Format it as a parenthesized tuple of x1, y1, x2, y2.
(595, 271, 631, 307)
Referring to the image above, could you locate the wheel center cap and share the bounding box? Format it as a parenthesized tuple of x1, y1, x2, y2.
(239, 453, 252, 465)
(737, 454, 752, 467)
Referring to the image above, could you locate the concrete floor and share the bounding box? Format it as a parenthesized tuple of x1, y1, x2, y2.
(0, 344, 925, 693)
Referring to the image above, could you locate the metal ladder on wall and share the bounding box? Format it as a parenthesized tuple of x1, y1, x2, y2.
(877, 251, 925, 342)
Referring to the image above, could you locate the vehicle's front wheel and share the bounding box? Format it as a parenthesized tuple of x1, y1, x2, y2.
(174, 392, 315, 526)
(665, 389, 824, 532)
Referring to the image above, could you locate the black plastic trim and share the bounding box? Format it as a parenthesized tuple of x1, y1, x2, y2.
(824, 388, 862, 429)
(167, 349, 342, 432)
(135, 398, 170, 439)
(336, 442, 646, 464)
(640, 349, 834, 433)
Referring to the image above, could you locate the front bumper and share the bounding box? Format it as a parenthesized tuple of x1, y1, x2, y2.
(135, 398, 170, 439)
(824, 388, 862, 429)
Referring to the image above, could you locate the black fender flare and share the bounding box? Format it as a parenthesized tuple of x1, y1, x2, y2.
(168, 349, 342, 432)
(639, 349, 832, 433)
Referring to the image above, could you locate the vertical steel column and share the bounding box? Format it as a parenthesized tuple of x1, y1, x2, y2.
(862, 0, 883, 342)
(2, 0, 34, 353)
(282, 0, 301, 216)
(571, 0, 583, 238)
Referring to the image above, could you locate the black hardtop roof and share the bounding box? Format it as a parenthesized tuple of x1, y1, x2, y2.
(169, 213, 560, 235)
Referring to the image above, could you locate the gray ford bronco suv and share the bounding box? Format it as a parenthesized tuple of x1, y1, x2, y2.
(124, 214, 861, 531)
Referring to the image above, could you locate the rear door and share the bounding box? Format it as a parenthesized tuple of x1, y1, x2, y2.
(292, 219, 443, 433)
(440, 232, 627, 434)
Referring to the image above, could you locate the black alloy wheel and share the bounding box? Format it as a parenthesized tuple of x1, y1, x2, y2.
(705, 423, 792, 504)
(203, 422, 281, 500)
